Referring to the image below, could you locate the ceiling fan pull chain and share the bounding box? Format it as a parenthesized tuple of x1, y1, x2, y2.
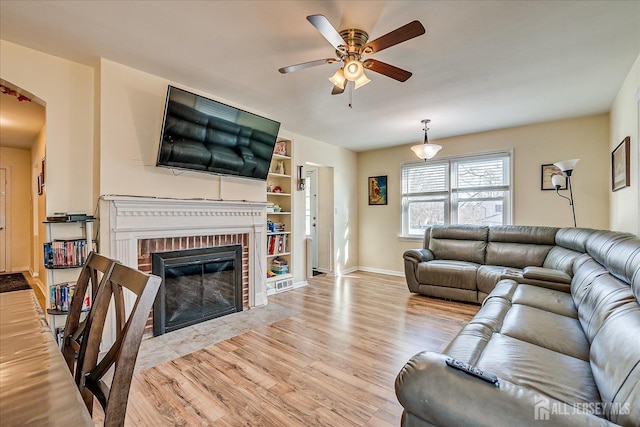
(349, 81, 353, 109)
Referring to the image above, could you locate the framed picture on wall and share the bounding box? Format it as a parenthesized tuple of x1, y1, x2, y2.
(612, 136, 630, 192)
(368, 175, 387, 205)
(541, 164, 566, 190)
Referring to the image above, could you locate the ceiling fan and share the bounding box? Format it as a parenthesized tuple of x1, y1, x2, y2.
(279, 15, 426, 97)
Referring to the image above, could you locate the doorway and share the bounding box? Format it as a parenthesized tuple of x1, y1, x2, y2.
(304, 164, 334, 277)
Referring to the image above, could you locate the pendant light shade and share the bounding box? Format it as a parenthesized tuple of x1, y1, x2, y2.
(411, 119, 442, 160)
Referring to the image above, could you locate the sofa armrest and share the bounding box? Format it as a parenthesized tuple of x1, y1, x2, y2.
(395, 351, 614, 427)
(403, 249, 434, 263)
(523, 266, 572, 284)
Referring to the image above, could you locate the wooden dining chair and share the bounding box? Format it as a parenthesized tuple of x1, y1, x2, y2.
(61, 251, 116, 374)
(75, 262, 162, 426)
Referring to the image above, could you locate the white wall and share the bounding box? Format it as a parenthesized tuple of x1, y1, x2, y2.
(0, 40, 94, 216)
(358, 114, 610, 275)
(98, 59, 266, 202)
(287, 131, 359, 280)
(609, 53, 640, 235)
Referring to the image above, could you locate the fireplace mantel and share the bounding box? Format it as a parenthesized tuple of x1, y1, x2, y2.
(99, 196, 268, 308)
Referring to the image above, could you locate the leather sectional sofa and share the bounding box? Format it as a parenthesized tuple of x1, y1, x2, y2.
(158, 100, 275, 177)
(396, 225, 640, 426)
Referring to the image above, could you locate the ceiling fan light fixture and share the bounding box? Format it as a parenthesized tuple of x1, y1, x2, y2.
(411, 119, 442, 160)
(353, 72, 371, 89)
(328, 67, 347, 89)
(343, 58, 364, 81)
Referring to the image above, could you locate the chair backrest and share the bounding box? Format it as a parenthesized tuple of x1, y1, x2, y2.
(62, 251, 116, 374)
(75, 262, 162, 426)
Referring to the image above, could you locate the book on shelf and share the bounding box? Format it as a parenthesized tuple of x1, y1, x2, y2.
(267, 234, 288, 255)
(43, 240, 97, 268)
(49, 281, 91, 312)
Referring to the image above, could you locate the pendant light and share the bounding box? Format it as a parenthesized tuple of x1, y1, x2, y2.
(411, 119, 442, 160)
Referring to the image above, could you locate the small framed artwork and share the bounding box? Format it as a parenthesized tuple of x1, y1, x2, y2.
(41, 157, 46, 185)
(541, 164, 566, 191)
(612, 136, 630, 192)
(368, 175, 387, 205)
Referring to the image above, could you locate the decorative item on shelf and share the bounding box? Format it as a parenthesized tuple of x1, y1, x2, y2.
(551, 158, 579, 227)
(274, 161, 286, 175)
(272, 186, 282, 193)
(266, 181, 274, 193)
(612, 136, 630, 192)
(411, 119, 442, 160)
(271, 257, 289, 275)
(273, 204, 282, 212)
(297, 165, 306, 191)
(274, 140, 288, 156)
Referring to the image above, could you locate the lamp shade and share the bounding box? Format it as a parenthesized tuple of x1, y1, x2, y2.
(551, 174, 565, 189)
(353, 72, 371, 89)
(343, 58, 364, 81)
(328, 68, 346, 89)
(553, 158, 580, 173)
(411, 143, 442, 160)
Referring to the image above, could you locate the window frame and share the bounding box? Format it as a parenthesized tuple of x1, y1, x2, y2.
(401, 149, 513, 238)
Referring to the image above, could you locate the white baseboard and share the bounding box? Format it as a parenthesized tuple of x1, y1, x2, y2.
(356, 266, 404, 277)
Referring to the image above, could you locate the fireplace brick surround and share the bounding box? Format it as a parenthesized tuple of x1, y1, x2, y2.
(137, 234, 249, 335)
(98, 196, 267, 342)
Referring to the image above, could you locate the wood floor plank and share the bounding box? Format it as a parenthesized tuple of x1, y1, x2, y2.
(110, 272, 478, 426)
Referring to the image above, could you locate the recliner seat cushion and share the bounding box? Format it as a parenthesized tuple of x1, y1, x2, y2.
(417, 260, 479, 290)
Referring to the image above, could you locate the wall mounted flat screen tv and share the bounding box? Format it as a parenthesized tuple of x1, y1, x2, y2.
(156, 85, 281, 181)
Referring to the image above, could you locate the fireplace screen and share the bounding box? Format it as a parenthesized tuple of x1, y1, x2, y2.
(152, 245, 242, 336)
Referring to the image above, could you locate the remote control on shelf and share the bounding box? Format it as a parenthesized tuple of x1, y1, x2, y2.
(445, 357, 500, 386)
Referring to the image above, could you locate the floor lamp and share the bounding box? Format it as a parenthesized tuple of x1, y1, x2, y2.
(551, 158, 579, 227)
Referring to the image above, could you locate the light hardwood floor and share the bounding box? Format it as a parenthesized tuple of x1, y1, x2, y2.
(97, 271, 479, 426)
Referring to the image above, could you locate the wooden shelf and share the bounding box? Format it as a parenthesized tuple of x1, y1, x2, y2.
(266, 273, 293, 283)
(267, 231, 291, 236)
(272, 154, 291, 160)
(267, 192, 291, 196)
(267, 251, 290, 258)
(268, 172, 291, 178)
(266, 211, 290, 215)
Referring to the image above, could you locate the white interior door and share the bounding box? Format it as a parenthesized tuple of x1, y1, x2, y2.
(305, 169, 318, 271)
(0, 168, 7, 272)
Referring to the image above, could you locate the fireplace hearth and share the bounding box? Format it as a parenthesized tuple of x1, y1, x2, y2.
(152, 245, 243, 336)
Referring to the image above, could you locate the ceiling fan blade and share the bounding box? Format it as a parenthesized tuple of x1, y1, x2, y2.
(279, 58, 337, 74)
(307, 14, 347, 50)
(362, 59, 412, 82)
(360, 20, 425, 55)
(331, 84, 345, 95)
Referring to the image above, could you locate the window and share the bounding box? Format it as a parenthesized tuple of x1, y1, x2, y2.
(401, 150, 512, 237)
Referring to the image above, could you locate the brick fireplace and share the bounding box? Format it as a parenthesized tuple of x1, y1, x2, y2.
(99, 196, 267, 341)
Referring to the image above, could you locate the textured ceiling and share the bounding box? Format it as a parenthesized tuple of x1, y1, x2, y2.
(1, 1, 639, 151)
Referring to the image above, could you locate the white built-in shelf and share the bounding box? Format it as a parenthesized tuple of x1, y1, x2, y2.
(272, 154, 291, 160)
(266, 211, 291, 215)
(267, 192, 291, 196)
(267, 251, 291, 258)
(268, 172, 291, 178)
(267, 231, 291, 236)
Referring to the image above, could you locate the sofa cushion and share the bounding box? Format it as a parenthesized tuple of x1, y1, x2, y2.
(428, 225, 488, 264)
(477, 265, 522, 296)
(589, 303, 640, 426)
(522, 266, 571, 284)
(555, 227, 597, 253)
(542, 246, 583, 276)
(500, 305, 589, 361)
(487, 281, 578, 318)
(486, 226, 557, 268)
(417, 260, 479, 291)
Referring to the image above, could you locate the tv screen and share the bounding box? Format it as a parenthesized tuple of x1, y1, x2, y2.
(156, 85, 281, 181)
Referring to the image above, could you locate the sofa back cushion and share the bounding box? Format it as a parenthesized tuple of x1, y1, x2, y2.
(555, 227, 597, 252)
(485, 226, 557, 268)
(589, 303, 640, 426)
(542, 246, 582, 275)
(428, 225, 488, 264)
